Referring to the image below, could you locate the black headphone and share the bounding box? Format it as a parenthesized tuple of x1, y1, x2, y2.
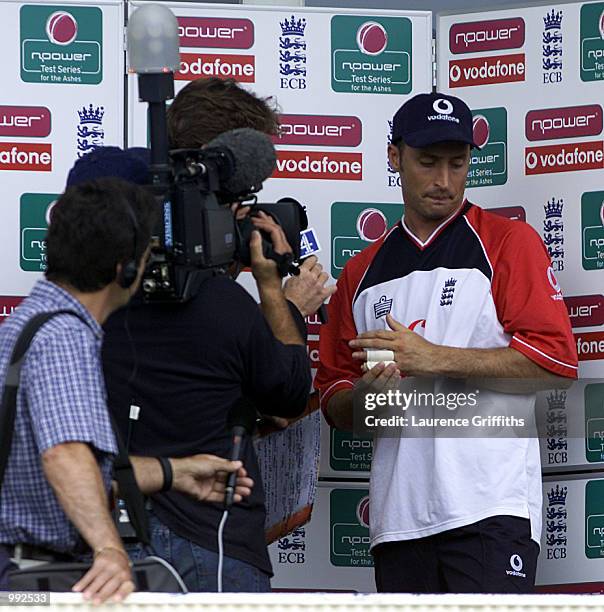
(117, 202, 140, 290)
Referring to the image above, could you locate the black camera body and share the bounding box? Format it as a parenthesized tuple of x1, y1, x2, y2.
(138, 75, 306, 303)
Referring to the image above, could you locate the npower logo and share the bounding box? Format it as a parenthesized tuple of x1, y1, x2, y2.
(177, 53, 255, 82)
(177, 17, 253, 49)
(0, 106, 51, 137)
(275, 115, 362, 147)
(526, 105, 603, 141)
(449, 53, 525, 87)
(525, 141, 604, 175)
(565, 295, 604, 328)
(0, 143, 52, 171)
(449, 18, 525, 54)
(274, 151, 362, 180)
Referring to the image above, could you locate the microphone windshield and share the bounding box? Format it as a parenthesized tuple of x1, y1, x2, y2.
(227, 396, 257, 434)
(206, 128, 277, 196)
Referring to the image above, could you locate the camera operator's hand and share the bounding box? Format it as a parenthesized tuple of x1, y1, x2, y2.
(250, 211, 292, 289)
(284, 256, 337, 318)
(171, 456, 253, 503)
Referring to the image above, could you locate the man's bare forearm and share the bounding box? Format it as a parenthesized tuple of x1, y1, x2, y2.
(42, 442, 123, 552)
(325, 389, 354, 431)
(258, 284, 304, 346)
(425, 346, 573, 392)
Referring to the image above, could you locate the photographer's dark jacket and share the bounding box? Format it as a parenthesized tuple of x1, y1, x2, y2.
(102, 275, 310, 575)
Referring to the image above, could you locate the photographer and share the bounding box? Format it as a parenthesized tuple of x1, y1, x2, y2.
(0, 178, 252, 602)
(94, 78, 332, 591)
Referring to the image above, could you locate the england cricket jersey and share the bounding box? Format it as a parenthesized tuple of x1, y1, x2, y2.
(315, 201, 577, 547)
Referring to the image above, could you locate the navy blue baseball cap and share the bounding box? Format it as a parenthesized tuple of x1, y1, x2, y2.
(391, 92, 479, 149)
(66, 146, 151, 187)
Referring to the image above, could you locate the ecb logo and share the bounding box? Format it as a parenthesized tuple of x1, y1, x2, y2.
(279, 15, 307, 90)
(77, 104, 105, 158)
(581, 191, 604, 270)
(20, 5, 102, 84)
(542, 9, 563, 84)
(580, 2, 604, 81)
(331, 15, 412, 94)
(20, 193, 59, 272)
(543, 198, 564, 272)
(467, 107, 507, 188)
(330, 202, 403, 278)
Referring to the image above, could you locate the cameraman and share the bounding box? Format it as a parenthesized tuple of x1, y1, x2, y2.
(94, 78, 332, 591)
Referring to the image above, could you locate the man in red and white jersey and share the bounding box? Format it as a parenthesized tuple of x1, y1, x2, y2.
(315, 92, 577, 593)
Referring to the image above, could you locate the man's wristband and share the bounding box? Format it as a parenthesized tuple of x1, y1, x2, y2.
(158, 457, 173, 492)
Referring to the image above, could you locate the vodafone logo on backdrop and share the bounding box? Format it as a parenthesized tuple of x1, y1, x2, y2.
(0, 143, 52, 171)
(525, 141, 604, 174)
(274, 151, 362, 180)
(526, 105, 603, 141)
(449, 54, 525, 87)
(449, 18, 525, 54)
(177, 17, 254, 48)
(177, 53, 255, 82)
(575, 332, 604, 361)
(275, 115, 362, 147)
(0, 106, 51, 138)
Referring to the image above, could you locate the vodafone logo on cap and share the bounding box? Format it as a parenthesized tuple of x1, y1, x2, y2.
(356, 22, 388, 56)
(449, 18, 525, 54)
(433, 99, 453, 115)
(356, 209, 388, 242)
(46, 11, 78, 46)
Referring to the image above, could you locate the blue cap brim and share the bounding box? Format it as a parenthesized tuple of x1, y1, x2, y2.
(403, 124, 480, 150)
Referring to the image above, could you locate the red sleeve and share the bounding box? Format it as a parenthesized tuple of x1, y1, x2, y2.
(314, 263, 363, 425)
(489, 220, 578, 378)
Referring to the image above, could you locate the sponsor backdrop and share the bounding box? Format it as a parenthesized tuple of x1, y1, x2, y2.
(0, 0, 124, 303)
(269, 477, 604, 592)
(437, 2, 604, 590)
